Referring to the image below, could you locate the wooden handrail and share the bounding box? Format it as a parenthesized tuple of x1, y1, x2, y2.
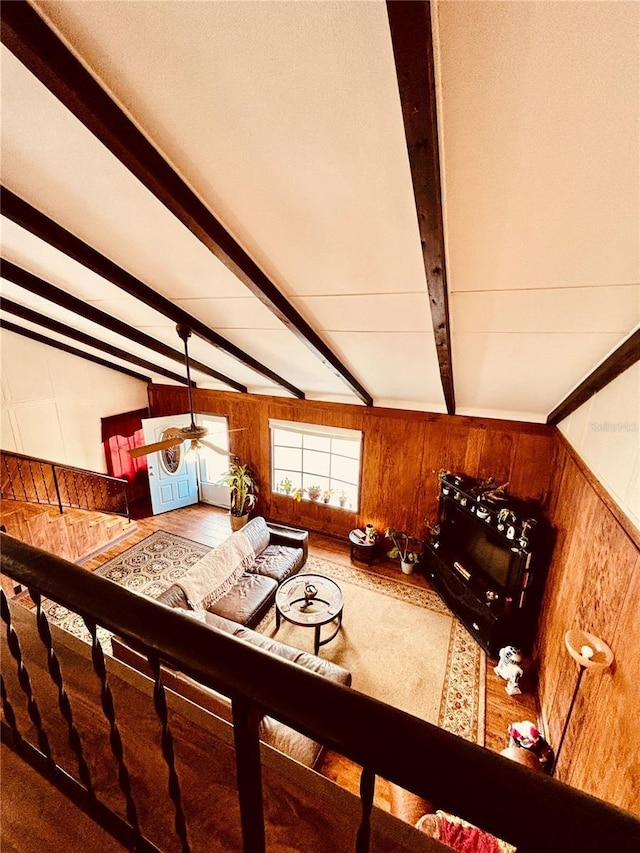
(2, 533, 639, 853)
(0, 449, 127, 486)
(0, 449, 129, 519)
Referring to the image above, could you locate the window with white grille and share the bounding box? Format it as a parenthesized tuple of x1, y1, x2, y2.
(269, 419, 362, 511)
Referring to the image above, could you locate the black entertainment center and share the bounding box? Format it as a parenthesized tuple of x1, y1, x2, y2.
(424, 472, 552, 657)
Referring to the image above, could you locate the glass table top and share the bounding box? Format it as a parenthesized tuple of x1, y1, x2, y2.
(275, 573, 343, 626)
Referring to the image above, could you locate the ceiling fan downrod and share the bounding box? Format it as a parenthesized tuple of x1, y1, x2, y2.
(176, 324, 196, 430)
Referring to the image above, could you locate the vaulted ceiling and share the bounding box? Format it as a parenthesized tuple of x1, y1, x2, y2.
(1, 1, 638, 424)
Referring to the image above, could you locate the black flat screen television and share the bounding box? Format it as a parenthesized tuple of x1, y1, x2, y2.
(439, 502, 522, 590)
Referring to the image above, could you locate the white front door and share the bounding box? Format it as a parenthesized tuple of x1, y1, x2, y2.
(142, 414, 198, 515)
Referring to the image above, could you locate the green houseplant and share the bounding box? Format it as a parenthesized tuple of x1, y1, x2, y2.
(385, 527, 421, 574)
(307, 484, 322, 501)
(220, 457, 258, 531)
(278, 477, 293, 495)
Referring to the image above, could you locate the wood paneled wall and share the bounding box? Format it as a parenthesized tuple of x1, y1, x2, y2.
(150, 386, 640, 813)
(148, 386, 558, 540)
(535, 435, 640, 814)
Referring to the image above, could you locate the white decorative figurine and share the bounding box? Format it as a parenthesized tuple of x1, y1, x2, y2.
(494, 645, 523, 696)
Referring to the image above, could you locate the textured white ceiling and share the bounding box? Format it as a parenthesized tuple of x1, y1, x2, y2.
(1, 0, 638, 422)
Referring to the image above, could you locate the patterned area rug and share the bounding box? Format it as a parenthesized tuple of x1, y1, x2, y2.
(256, 556, 485, 744)
(39, 531, 210, 648)
(40, 532, 485, 743)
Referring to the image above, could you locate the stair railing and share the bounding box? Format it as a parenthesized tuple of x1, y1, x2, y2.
(0, 449, 129, 520)
(1, 534, 639, 853)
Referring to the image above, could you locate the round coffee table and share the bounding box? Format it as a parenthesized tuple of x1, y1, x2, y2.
(275, 573, 344, 655)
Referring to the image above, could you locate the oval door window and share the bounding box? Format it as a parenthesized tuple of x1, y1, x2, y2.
(159, 432, 183, 475)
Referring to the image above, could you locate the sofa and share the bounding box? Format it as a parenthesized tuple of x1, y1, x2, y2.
(111, 516, 352, 768)
(112, 610, 351, 768)
(159, 515, 309, 628)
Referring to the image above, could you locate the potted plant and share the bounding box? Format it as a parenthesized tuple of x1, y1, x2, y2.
(219, 457, 258, 531)
(338, 489, 348, 508)
(385, 527, 421, 574)
(307, 484, 322, 501)
(322, 489, 334, 504)
(424, 519, 440, 548)
(278, 477, 293, 495)
(291, 486, 307, 502)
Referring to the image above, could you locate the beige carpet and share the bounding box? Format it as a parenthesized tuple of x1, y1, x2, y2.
(256, 555, 486, 744)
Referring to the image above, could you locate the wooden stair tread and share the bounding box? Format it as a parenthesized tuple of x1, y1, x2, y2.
(1, 499, 135, 567)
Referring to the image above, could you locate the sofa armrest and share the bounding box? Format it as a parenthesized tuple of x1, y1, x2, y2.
(266, 522, 309, 561)
(157, 584, 191, 610)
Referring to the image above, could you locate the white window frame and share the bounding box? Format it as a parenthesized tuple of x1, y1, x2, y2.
(269, 419, 362, 511)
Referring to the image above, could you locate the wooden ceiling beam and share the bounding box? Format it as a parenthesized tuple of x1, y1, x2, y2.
(547, 329, 640, 425)
(0, 298, 194, 387)
(386, 1, 455, 414)
(1, 188, 301, 399)
(1, 2, 372, 406)
(1, 320, 152, 384)
(1, 259, 247, 393)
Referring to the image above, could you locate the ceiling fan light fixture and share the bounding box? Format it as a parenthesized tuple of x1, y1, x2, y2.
(186, 439, 199, 455)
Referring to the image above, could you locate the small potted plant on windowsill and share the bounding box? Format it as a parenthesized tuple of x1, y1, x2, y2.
(307, 484, 322, 502)
(338, 489, 348, 508)
(385, 527, 421, 574)
(322, 489, 334, 504)
(278, 477, 293, 496)
(291, 486, 307, 502)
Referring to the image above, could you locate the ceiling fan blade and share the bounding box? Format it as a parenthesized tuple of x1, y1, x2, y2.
(129, 436, 183, 458)
(197, 439, 230, 456)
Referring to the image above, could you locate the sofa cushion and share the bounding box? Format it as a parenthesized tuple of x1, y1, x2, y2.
(241, 516, 271, 556)
(173, 530, 254, 611)
(207, 572, 278, 627)
(250, 544, 306, 584)
(209, 614, 351, 685)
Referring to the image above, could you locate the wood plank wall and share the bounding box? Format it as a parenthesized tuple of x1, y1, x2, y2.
(148, 386, 639, 814)
(147, 386, 558, 540)
(534, 434, 640, 814)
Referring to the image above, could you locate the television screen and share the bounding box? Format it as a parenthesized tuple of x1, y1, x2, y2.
(440, 503, 515, 588)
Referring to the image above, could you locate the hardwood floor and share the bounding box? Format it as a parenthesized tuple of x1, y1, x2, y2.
(76, 502, 540, 813)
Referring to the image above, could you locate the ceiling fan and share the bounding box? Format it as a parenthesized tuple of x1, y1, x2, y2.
(129, 324, 235, 459)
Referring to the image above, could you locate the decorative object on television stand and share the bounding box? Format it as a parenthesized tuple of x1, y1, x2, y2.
(494, 645, 524, 695)
(423, 471, 553, 656)
(552, 629, 614, 775)
(384, 527, 421, 574)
